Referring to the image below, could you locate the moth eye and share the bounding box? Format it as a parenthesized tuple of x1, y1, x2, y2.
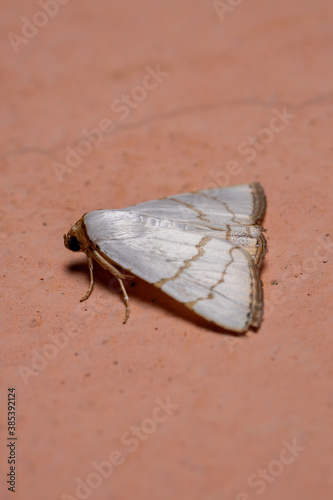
(68, 236, 81, 252)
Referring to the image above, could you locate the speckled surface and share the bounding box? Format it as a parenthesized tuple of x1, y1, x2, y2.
(1, 1, 332, 499)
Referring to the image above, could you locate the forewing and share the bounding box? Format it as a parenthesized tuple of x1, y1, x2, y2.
(126, 183, 265, 226)
(84, 211, 263, 332)
(123, 183, 266, 266)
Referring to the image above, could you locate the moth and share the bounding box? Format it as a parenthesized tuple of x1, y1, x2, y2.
(64, 183, 266, 333)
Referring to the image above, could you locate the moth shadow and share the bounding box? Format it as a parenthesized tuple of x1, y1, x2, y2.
(67, 260, 251, 337)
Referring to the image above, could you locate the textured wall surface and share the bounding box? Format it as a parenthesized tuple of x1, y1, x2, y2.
(1, 1, 332, 499)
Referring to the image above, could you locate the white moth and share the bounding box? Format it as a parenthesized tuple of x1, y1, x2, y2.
(64, 183, 266, 333)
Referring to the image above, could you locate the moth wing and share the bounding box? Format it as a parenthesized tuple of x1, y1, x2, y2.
(84, 211, 263, 332)
(126, 182, 266, 227)
(124, 183, 266, 266)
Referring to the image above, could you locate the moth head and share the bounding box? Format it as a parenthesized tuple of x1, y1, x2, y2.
(64, 233, 81, 252)
(64, 216, 90, 253)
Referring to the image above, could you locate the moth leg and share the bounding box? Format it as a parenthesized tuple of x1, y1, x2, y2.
(91, 249, 130, 323)
(80, 254, 94, 302)
(92, 249, 128, 280)
(117, 278, 130, 324)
